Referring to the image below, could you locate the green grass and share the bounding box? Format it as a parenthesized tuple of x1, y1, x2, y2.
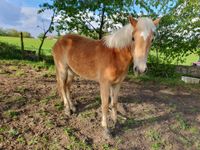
(0, 36, 56, 55)
(149, 50, 199, 66)
(64, 127, 92, 150)
(146, 129, 166, 150)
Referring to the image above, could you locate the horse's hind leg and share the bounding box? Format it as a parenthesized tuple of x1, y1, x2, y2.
(56, 65, 71, 116)
(65, 70, 76, 113)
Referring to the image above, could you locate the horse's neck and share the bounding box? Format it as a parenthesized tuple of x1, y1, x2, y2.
(114, 47, 133, 69)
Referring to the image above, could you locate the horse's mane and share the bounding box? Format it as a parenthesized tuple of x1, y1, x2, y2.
(103, 17, 156, 49)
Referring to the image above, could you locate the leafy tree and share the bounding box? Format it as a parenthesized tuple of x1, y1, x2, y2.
(0, 28, 7, 36)
(22, 32, 32, 38)
(6, 29, 19, 37)
(153, 0, 200, 64)
(39, 0, 199, 64)
(40, 0, 136, 39)
(37, 11, 55, 60)
(37, 33, 46, 39)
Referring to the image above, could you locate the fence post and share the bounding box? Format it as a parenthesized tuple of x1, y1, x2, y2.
(20, 32, 24, 51)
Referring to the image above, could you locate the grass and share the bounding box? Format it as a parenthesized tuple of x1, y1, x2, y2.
(8, 128, 19, 137)
(64, 127, 92, 150)
(3, 110, 20, 118)
(146, 129, 165, 150)
(149, 50, 199, 66)
(0, 36, 56, 55)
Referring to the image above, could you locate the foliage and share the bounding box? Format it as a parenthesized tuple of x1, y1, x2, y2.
(39, 0, 177, 39)
(38, 33, 47, 39)
(0, 28, 32, 38)
(153, 0, 200, 64)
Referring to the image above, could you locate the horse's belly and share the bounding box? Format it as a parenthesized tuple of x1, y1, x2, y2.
(67, 54, 99, 81)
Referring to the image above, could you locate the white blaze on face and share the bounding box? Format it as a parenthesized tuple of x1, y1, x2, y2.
(137, 18, 156, 41)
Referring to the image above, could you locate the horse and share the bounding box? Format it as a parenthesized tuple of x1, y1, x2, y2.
(52, 16, 160, 138)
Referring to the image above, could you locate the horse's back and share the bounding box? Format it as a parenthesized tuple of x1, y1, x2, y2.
(53, 34, 105, 80)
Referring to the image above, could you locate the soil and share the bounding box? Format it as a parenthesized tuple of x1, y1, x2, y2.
(0, 62, 200, 150)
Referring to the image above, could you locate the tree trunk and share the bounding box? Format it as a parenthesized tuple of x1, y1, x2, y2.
(38, 12, 55, 60)
(99, 3, 105, 39)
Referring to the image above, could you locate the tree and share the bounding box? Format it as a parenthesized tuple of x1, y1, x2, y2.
(6, 29, 19, 37)
(22, 32, 32, 38)
(37, 33, 46, 39)
(40, 0, 135, 39)
(39, 0, 199, 64)
(0, 28, 6, 36)
(37, 11, 55, 60)
(153, 0, 200, 64)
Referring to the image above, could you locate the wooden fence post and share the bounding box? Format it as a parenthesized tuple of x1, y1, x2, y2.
(20, 32, 24, 51)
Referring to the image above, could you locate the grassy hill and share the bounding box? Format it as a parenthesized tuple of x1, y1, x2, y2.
(0, 36, 56, 56)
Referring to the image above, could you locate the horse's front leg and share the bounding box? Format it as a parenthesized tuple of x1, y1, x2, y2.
(110, 84, 121, 126)
(100, 82, 111, 139)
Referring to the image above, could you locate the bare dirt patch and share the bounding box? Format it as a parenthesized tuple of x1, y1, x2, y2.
(0, 62, 200, 150)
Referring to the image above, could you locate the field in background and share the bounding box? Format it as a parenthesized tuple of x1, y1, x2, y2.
(0, 36, 56, 56)
(0, 36, 198, 65)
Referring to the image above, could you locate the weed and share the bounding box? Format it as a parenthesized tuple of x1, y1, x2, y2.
(54, 102, 64, 111)
(175, 113, 190, 130)
(123, 118, 140, 130)
(28, 136, 38, 145)
(45, 120, 54, 129)
(189, 126, 199, 134)
(8, 128, 19, 137)
(78, 110, 95, 119)
(178, 136, 192, 147)
(0, 135, 4, 142)
(64, 127, 92, 150)
(16, 136, 26, 144)
(37, 109, 49, 116)
(4, 110, 20, 118)
(8, 66, 18, 71)
(102, 144, 110, 150)
(40, 90, 56, 105)
(15, 86, 26, 93)
(0, 127, 7, 133)
(146, 129, 165, 150)
(15, 70, 25, 77)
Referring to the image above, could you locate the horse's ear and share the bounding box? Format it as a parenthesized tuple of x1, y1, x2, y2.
(153, 18, 161, 26)
(129, 16, 137, 27)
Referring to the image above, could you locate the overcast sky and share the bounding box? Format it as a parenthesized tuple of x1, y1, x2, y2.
(0, 0, 53, 37)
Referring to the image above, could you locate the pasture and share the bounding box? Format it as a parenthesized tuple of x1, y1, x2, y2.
(0, 36, 198, 66)
(0, 36, 56, 56)
(0, 41, 200, 150)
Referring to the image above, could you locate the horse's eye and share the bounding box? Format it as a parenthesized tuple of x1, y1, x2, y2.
(132, 37, 134, 41)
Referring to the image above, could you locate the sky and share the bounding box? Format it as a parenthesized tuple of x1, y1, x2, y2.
(0, 0, 53, 37)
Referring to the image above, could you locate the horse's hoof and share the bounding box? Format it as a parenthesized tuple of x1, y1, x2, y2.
(103, 129, 112, 140)
(64, 108, 71, 116)
(71, 105, 77, 113)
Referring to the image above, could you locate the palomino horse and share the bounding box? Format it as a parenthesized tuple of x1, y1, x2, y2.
(53, 16, 160, 138)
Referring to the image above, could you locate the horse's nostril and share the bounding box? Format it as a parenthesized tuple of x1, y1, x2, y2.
(134, 67, 138, 72)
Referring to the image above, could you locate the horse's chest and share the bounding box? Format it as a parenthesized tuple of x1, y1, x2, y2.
(104, 65, 128, 83)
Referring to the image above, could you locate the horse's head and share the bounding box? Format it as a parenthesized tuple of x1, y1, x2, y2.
(129, 16, 160, 75)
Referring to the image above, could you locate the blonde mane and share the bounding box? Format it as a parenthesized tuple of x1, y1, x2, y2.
(103, 17, 156, 49)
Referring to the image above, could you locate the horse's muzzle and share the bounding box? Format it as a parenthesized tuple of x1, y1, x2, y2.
(134, 66, 147, 75)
